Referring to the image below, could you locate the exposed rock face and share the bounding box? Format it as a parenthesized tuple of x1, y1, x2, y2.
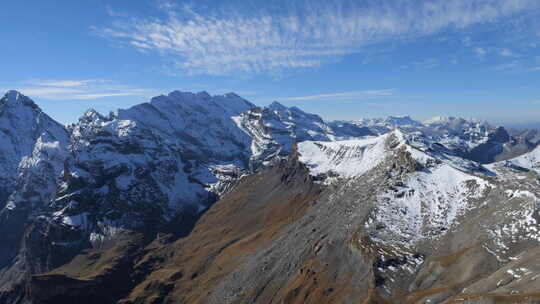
(0, 90, 539, 303)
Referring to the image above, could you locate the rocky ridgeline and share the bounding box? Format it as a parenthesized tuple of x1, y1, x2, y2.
(0, 90, 538, 303)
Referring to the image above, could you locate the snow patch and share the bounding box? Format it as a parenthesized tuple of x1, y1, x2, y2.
(297, 133, 397, 180)
(370, 163, 490, 246)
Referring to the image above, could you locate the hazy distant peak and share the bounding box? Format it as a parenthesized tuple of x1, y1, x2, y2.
(423, 116, 488, 126)
(383, 115, 423, 126)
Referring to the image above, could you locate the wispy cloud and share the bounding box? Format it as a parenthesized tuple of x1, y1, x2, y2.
(32, 79, 104, 87)
(281, 89, 394, 101)
(96, 0, 539, 75)
(13, 79, 155, 100)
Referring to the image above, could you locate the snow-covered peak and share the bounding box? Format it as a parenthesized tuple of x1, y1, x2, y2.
(81, 108, 107, 122)
(297, 131, 405, 181)
(151, 90, 255, 116)
(346, 114, 528, 164)
(264, 102, 316, 123)
(423, 116, 466, 125)
(383, 115, 423, 127)
(297, 127, 493, 182)
(67, 90, 261, 217)
(83, 108, 100, 117)
(0, 91, 64, 139)
(348, 116, 424, 135)
(369, 152, 491, 247)
(423, 116, 453, 125)
(298, 128, 493, 248)
(423, 116, 488, 129)
(0, 91, 69, 212)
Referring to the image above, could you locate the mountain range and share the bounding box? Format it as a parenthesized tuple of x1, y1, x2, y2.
(0, 90, 539, 304)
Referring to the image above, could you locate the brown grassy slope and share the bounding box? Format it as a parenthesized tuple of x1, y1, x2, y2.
(30, 233, 150, 304)
(119, 159, 323, 304)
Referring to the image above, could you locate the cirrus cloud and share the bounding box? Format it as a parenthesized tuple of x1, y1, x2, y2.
(11, 79, 156, 101)
(97, 0, 539, 76)
(281, 89, 394, 101)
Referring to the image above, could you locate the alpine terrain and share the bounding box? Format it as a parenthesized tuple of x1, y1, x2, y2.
(0, 90, 539, 304)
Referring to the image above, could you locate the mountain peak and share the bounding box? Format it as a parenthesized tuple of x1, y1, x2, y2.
(223, 92, 240, 98)
(196, 91, 211, 99)
(268, 101, 288, 111)
(383, 115, 422, 126)
(424, 116, 487, 125)
(424, 116, 460, 124)
(81, 108, 106, 121)
(4, 90, 22, 102)
(1, 90, 40, 110)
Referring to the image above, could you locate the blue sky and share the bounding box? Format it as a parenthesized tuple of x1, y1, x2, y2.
(2, 0, 540, 126)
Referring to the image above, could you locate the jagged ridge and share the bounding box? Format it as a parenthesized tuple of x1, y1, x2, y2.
(0, 90, 538, 304)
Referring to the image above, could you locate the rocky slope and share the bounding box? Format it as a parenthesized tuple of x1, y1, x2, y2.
(30, 130, 540, 304)
(0, 90, 539, 303)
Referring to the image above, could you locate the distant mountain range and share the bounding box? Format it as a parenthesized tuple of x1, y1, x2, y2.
(0, 90, 539, 304)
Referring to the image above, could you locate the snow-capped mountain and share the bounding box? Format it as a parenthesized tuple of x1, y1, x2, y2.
(0, 91, 69, 210)
(0, 89, 539, 303)
(0, 91, 70, 299)
(346, 115, 537, 164)
(58, 91, 256, 235)
(233, 101, 373, 167)
(53, 93, 375, 240)
(0, 90, 376, 301)
(298, 132, 398, 181)
(339, 115, 424, 135)
(298, 130, 492, 245)
(76, 124, 538, 304)
(358, 115, 424, 129)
